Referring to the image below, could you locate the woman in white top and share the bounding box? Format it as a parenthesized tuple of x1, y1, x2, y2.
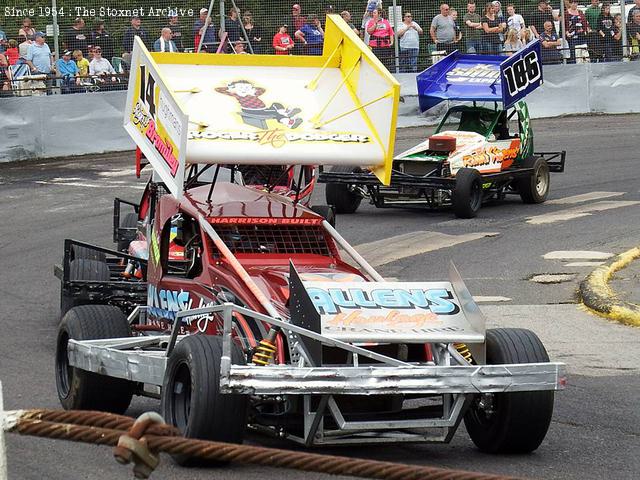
(397, 12, 423, 73)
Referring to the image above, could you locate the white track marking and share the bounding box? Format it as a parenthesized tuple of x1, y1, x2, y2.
(547, 191, 625, 205)
(473, 296, 511, 303)
(530, 273, 575, 283)
(36, 180, 145, 190)
(99, 169, 137, 177)
(564, 261, 606, 267)
(543, 251, 613, 260)
(527, 200, 640, 225)
(355, 231, 498, 267)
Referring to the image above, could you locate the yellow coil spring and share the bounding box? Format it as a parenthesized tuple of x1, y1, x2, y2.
(252, 339, 277, 366)
(454, 343, 474, 364)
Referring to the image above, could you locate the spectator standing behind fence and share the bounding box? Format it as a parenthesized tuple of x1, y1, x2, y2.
(503, 28, 523, 54)
(367, 8, 395, 69)
(166, 12, 184, 52)
(362, 8, 374, 44)
(341, 11, 360, 36)
(397, 12, 422, 72)
(73, 49, 89, 76)
(194, 9, 217, 52)
(521, 27, 534, 44)
(464, 1, 483, 53)
(64, 18, 89, 56)
(451, 9, 463, 43)
(225, 8, 243, 44)
(25, 32, 52, 74)
(539, 20, 562, 63)
(18, 36, 32, 59)
(243, 12, 264, 54)
(565, 0, 590, 63)
(430, 4, 457, 55)
(296, 14, 325, 55)
(291, 2, 306, 52)
(482, 3, 505, 54)
(154, 28, 178, 52)
(598, 3, 615, 61)
(19, 18, 36, 40)
(629, 11, 640, 59)
(506, 5, 525, 39)
(527, 0, 555, 38)
(611, 14, 623, 60)
(91, 19, 114, 62)
(628, 0, 640, 24)
(122, 16, 149, 56)
(5, 40, 18, 65)
(585, 0, 601, 32)
(273, 24, 294, 54)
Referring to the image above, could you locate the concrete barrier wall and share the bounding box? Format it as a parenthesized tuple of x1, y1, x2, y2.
(1, 62, 638, 163)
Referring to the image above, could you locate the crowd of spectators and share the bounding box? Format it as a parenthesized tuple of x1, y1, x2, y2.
(1, 1, 639, 96)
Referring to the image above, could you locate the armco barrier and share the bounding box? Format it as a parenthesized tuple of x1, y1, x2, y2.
(1, 62, 639, 163)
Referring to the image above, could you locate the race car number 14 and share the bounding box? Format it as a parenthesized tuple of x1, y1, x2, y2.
(503, 51, 541, 96)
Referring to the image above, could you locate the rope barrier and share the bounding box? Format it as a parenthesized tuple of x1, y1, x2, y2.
(3, 408, 521, 480)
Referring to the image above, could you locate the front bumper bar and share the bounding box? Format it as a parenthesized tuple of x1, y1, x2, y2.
(222, 362, 566, 395)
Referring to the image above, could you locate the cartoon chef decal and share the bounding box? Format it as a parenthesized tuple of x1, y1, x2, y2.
(215, 80, 303, 130)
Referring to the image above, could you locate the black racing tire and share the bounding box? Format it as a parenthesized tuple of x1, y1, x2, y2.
(56, 305, 134, 413)
(117, 212, 139, 252)
(464, 328, 555, 454)
(161, 335, 248, 466)
(516, 157, 550, 204)
(60, 259, 111, 316)
(325, 166, 363, 214)
(71, 245, 107, 262)
(310, 205, 336, 228)
(452, 168, 483, 218)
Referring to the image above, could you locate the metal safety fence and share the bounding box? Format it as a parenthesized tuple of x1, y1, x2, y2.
(1, 0, 639, 96)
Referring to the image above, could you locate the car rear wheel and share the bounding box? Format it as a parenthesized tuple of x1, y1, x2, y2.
(464, 328, 555, 453)
(56, 305, 134, 413)
(325, 166, 363, 214)
(162, 335, 248, 466)
(452, 168, 483, 218)
(516, 157, 550, 204)
(71, 245, 107, 262)
(60, 259, 111, 317)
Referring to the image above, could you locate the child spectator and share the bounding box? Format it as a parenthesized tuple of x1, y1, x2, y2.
(5, 40, 19, 65)
(295, 14, 325, 55)
(273, 25, 294, 54)
(539, 21, 562, 64)
(367, 8, 395, 69)
(233, 40, 248, 54)
(506, 4, 526, 39)
(503, 28, 523, 54)
(73, 49, 90, 76)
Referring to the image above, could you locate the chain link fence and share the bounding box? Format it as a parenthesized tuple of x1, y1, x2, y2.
(1, 0, 638, 96)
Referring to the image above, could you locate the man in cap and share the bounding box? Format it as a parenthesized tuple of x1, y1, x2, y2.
(166, 11, 184, 51)
(55, 49, 80, 93)
(194, 8, 217, 52)
(25, 32, 52, 74)
(122, 16, 149, 55)
(273, 24, 295, 54)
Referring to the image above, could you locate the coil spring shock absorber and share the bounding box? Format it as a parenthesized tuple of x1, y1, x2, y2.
(454, 343, 474, 364)
(252, 327, 280, 366)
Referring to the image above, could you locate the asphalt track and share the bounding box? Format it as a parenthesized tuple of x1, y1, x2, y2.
(0, 114, 639, 479)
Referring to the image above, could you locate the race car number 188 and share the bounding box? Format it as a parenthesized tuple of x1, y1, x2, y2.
(503, 51, 541, 96)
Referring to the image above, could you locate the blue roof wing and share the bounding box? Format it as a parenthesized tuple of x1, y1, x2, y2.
(417, 40, 543, 112)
